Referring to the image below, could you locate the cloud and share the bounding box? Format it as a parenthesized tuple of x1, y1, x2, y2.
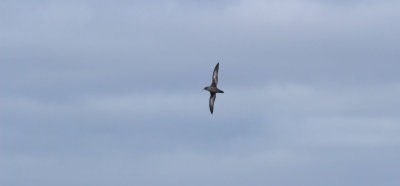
(1, 0, 400, 185)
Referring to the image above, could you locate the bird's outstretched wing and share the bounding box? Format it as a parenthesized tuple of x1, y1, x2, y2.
(209, 93, 216, 114)
(211, 63, 219, 87)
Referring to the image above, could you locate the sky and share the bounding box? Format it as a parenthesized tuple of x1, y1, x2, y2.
(1, 0, 400, 185)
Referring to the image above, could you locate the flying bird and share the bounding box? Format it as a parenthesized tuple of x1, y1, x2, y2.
(204, 62, 224, 114)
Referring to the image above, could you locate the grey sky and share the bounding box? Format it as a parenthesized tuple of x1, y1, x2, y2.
(1, 0, 400, 185)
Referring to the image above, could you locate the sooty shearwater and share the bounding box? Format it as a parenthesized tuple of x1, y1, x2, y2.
(204, 62, 224, 114)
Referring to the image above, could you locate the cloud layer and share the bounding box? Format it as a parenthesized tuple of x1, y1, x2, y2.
(1, 0, 400, 185)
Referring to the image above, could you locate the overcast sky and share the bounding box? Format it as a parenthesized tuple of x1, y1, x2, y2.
(1, 0, 400, 185)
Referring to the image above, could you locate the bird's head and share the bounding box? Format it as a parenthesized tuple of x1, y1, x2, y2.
(203, 87, 208, 90)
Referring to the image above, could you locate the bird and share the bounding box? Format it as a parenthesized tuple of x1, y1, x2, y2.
(204, 62, 224, 114)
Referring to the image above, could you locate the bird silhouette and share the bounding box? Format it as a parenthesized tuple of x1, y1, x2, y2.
(203, 62, 224, 114)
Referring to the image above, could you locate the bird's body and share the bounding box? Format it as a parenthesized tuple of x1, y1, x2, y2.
(204, 62, 224, 114)
(204, 86, 224, 93)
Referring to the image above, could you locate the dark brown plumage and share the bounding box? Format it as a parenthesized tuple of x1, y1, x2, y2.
(203, 63, 224, 114)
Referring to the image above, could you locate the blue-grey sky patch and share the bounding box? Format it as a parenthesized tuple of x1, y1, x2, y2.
(1, 0, 400, 186)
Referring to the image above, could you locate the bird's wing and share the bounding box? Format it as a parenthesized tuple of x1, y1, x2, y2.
(211, 63, 219, 87)
(209, 93, 216, 114)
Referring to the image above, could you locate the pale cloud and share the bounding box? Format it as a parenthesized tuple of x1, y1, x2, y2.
(1, 0, 400, 185)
